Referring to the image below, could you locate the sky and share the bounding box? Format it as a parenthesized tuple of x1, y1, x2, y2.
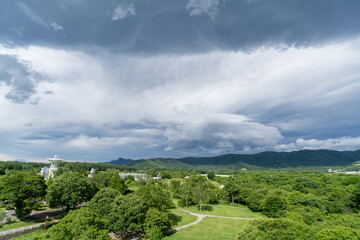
(1, 0, 360, 162)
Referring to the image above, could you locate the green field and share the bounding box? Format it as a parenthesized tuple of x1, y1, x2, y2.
(181, 204, 260, 218)
(171, 209, 197, 228)
(12, 229, 45, 240)
(164, 217, 248, 240)
(0, 219, 44, 231)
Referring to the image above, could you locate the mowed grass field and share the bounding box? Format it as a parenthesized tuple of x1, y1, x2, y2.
(180, 204, 260, 218)
(171, 209, 198, 228)
(164, 217, 248, 240)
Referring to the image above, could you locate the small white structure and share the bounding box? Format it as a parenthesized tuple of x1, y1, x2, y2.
(88, 168, 96, 178)
(39, 167, 49, 177)
(153, 173, 161, 180)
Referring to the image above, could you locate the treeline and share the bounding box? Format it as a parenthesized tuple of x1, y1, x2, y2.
(0, 161, 46, 175)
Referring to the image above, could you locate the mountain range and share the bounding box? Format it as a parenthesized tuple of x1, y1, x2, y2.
(106, 149, 360, 170)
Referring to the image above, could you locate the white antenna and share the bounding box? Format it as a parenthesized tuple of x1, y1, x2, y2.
(46, 155, 63, 161)
(46, 155, 63, 179)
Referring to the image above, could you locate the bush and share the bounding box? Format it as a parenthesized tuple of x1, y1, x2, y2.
(198, 204, 213, 211)
(148, 227, 163, 240)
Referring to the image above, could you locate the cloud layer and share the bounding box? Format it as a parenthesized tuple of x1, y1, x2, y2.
(1, 1, 360, 161)
(0, 36, 360, 161)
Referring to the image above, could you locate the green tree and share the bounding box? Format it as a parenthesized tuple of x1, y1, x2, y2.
(207, 171, 215, 180)
(144, 208, 173, 237)
(236, 217, 313, 240)
(192, 181, 211, 211)
(109, 171, 129, 195)
(44, 207, 110, 240)
(137, 184, 174, 211)
(224, 177, 240, 203)
(108, 194, 148, 238)
(292, 177, 319, 193)
(179, 181, 193, 207)
(146, 169, 157, 178)
(314, 226, 360, 240)
(160, 171, 172, 179)
(261, 195, 287, 218)
(47, 171, 96, 210)
(0, 173, 46, 219)
(90, 171, 113, 190)
(87, 187, 120, 219)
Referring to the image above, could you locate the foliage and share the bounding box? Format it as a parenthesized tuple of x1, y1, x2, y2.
(43, 208, 110, 240)
(236, 217, 312, 240)
(90, 171, 113, 190)
(148, 226, 163, 240)
(292, 177, 319, 193)
(0, 172, 46, 219)
(207, 171, 215, 180)
(109, 171, 129, 194)
(137, 184, 174, 211)
(108, 194, 148, 238)
(87, 187, 120, 219)
(314, 226, 360, 240)
(161, 171, 172, 179)
(47, 171, 96, 210)
(261, 195, 287, 218)
(144, 208, 173, 237)
(224, 177, 241, 203)
(177, 176, 218, 210)
(0, 209, 4, 226)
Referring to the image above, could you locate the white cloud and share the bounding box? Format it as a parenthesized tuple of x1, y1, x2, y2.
(275, 137, 360, 152)
(187, 0, 220, 20)
(1, 38, 360, 159)
(50, 22, 63, 31)
(17, 2, 63, 32)
(17, 2, 49, 29)
(111, 4, 136, 21)
(65, 135, 145, 149)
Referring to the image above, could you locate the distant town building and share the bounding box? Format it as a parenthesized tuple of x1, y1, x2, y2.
(118, 172, 162, 180)
(119, 173, 147, 180)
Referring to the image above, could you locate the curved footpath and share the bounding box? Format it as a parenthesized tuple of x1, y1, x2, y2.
(170, 208, 252, 232)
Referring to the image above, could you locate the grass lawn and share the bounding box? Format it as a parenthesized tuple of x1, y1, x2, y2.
(170, 209, 197, 228)
(164, 217, 248, 240)
(0, 219, 44, 231)
(181, 204, 260, 218)
(12, 229, 46, 239)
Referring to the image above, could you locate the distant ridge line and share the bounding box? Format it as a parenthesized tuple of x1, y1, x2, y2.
(106, 149, 360, 170)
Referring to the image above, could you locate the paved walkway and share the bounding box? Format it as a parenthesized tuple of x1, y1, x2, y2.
(170, 208, 252, 232)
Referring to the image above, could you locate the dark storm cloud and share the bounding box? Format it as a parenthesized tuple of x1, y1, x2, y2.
(0, 55, 39, 104)
(1, 0, 360, 53)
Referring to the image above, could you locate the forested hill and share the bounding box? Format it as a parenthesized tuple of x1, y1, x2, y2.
(117, 149, 360, 170)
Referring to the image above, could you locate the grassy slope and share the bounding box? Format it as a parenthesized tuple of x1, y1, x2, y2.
(123, 149, 360, 170)
(180, 204, 260, 218)
(164, 217, 248, 240)
(171, 209, 198, 228)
